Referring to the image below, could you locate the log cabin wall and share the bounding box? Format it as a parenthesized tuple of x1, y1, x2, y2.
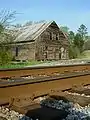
(12, 42, 35, 61)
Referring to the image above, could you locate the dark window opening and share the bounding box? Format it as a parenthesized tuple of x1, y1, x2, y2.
(50, 32, 52, 40)
(45, 52, 47, 59)
(45, 46, 48, 50)
(16, 47, 18, 57)
(59, 53, 61, 59)
(56, 34, 59, 40)
(56, 36, 58, 40)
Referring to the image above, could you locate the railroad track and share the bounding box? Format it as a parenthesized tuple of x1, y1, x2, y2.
(0, 63, 90, 79)
(0, 71, 90, 87)
(0, 63, 90, 118)
(0, 70, 90, 114)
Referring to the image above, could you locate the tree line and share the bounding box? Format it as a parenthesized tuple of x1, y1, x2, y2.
(60, 24, 88, 58)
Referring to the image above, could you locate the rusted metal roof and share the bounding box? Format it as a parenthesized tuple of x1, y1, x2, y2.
(14, 21, 53, 42)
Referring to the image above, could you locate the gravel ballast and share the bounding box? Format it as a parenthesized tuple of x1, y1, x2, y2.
(1, 99, 90, 120)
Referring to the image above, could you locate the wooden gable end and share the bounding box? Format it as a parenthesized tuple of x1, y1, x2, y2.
(35, 21, 69, 60)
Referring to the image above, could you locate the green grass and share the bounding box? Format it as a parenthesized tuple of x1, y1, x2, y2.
(77, 50, 90, 59)
(0, 60, 52, 69)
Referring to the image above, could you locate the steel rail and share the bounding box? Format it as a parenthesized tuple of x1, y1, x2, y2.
(0, 63, 90, 79)
(0, 71, 90, 87)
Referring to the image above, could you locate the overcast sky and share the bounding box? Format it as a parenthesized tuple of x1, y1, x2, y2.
(0, 0, 90, 34)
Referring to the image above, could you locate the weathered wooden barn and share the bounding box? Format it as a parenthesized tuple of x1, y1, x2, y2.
(12, 21, 69, 61)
